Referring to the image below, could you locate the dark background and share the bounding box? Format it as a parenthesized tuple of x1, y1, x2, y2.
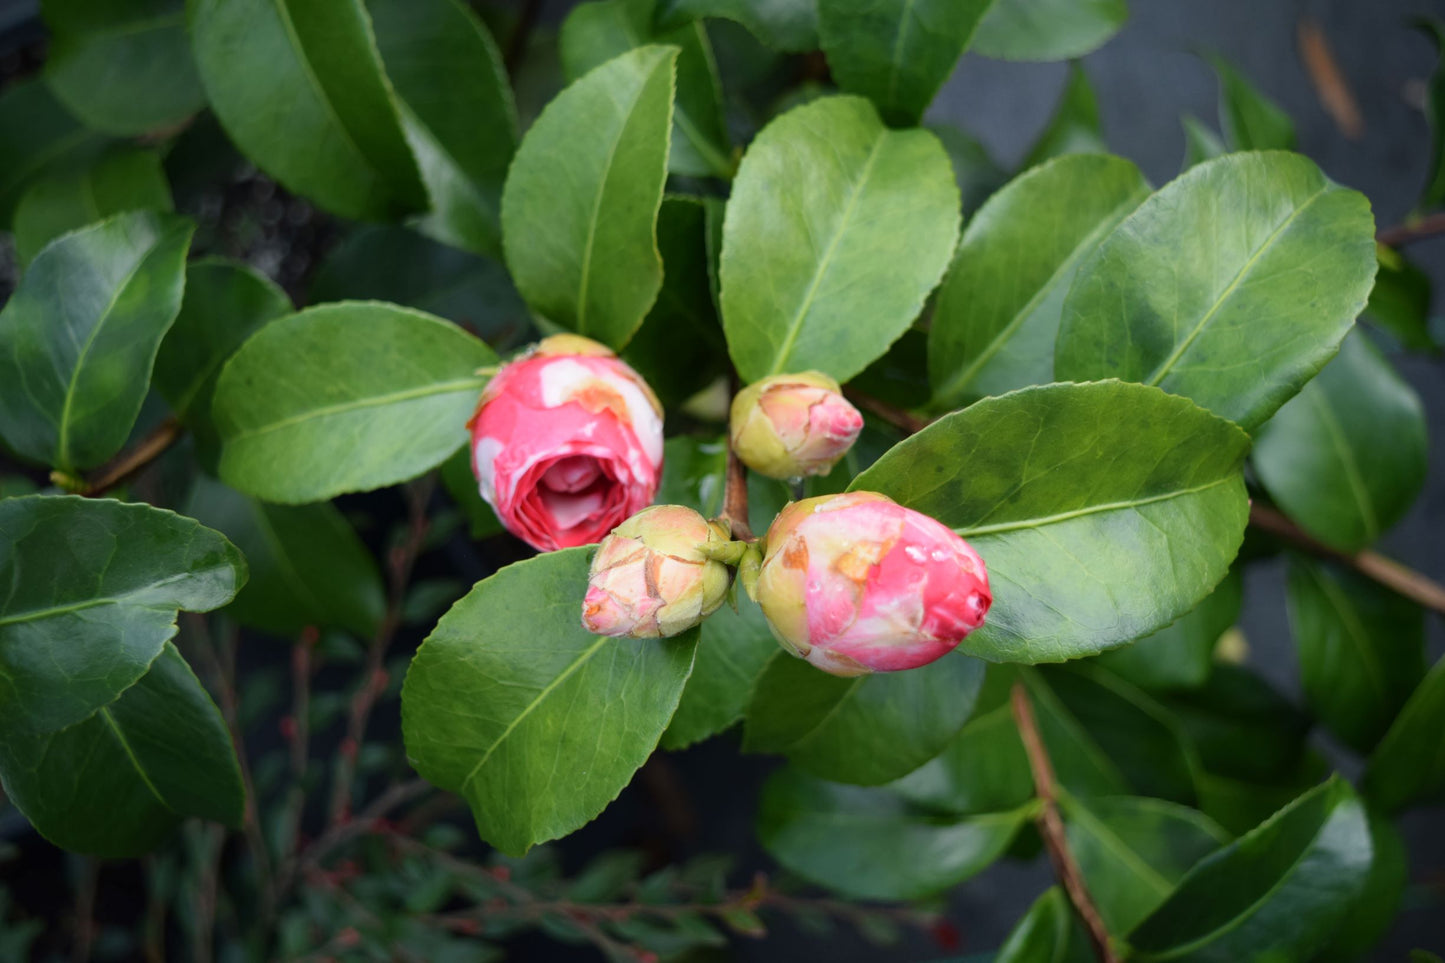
(1, 0, 1443, 959)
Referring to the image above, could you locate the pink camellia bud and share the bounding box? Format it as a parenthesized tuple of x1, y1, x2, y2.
(469, 334, 664, 552)
(582, 505, 733, 638)
(754, 492, 991, 676)
(729, 372, 864, 480)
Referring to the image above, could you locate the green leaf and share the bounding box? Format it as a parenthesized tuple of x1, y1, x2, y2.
(560, 1, 732, 179)
(852, 381, 1251, 662)
(367, 0, 518, 259)
(41, 0, 204, 136)
(187, 0, 426, 220)
(501, 45, 677, 349)
(1095, 568, 1242, 692)
(1254, 330, 1428, 552)
(994, 888, 1094, 963)
(720, 95, 959, 382)
(928, 123, 1008, 216)
(0, 495, 245, 734)
(1061, 792, 1228, 933)
(1363, 656, 1445, 813)
(743, 650, 985, 785)
(757, 767, 1029, 900)
(1180, 114, 1226, 170)
(818, 0, 992, 125)
(0, 643, 244, 857)
(13, 147, 173, 266)
(1055, 152, 1377, 431)
(185, 475, 386, 638)
(0, 79, 109, 228)
(309, 225, 531, 350)
(928, 153, 1148, 408)
(401, 549, 699, 855)
(1286, 558, 1425, 752)
(662, 591, 779, 750)
(0, 210, 194, 471)
(893, 665, 1127, 816)
(655, 0, 819, 52)
(1207, 53, 1296, 151)
(440, 446, 504, 540)
(1365, 245, 1434, 351)
(153, 258, 293, 427)
(1021, 63, 1107, 169)
(1419, 20, 1445, 209)
(213, 302, 495, 503)
(1315, 810, 1407, 963)
(972, 0, 1127, 62)
(621, 197, 730, 408)
(1126, 777, 1372, 963)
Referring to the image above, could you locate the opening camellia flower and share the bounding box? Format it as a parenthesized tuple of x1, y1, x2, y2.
(753, 491, 991, 676)
(469, 334, 664, 552)
(729, 372, 864, 480)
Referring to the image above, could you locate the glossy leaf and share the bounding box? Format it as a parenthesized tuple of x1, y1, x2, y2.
(187, 0, 426, 220)
(0, 495, 245, 735)
(1061, 792, 1228, 933)
(1208, 53, 1295, 151)
(744, 650, 985, 786)
(368, 0, 518, 258)
(818, 0, 992, 125)
(757, 768, 1030, 900)
(995, 888, 1094, 963)
(501, 45, 677, 349)
(1254, 330, 1428, 552)
(153, 259, 293, 428)
(41, 0, 204, 135)
(1317, 810, 1407, 963)
(0, 211, 193, 471)
(655, 0, 818, 52)
(213, 302, 495, 504)
(972, 0, 1128, 62)
(560, 1, 732, 178)
(1055, 152, 1377, 431)
(0, 643, 243, 857)
(13, 147, 173, 266)
(1096, 569, 1242, 692)
(401, 549, 699, 855)
(0, 79, 108, 227)
(1286, 558, 1425, 752)
(1363, 656, 1445, 813)
(1420, 20, 1445, 209)
(1022, 62, 1107, 169)
(185, 476, 385, 638)
(1126, 777, 1372, 962)
(721, 95, 959, 382)
(928, 153, 1148, 407)
(662, 593, 779, 750)
(852, 381, 1250, 662)
(309, 225, 532, 350)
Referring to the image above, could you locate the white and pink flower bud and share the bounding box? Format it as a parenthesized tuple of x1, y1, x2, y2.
(729, 372, 864, 480)
(754, 492, 991, 676)
(582, 505, 733, 638)
(469, 334, 664, 552)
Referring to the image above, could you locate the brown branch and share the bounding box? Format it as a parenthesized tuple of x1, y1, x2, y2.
(1298, 18, 1363, 139)
(1011, 682, 1118, 963)
(1377, 212, 1445, 248)
(844, 387, 932, 435)
(278, 780, 431, 898)
(71, 857, 99, 963)
(721, 440, 754, 541)
(78, 417, 184, 496)
(1249, 503, 1445, 613)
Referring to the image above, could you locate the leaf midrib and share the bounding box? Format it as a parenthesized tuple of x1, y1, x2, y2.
(0, 571, 195, 627)
(100, 705, 172, 810)
(953, 476, 1236, 538)
(1305, 388, 1378, 543)
(1303, 564, 1389, 707)
(224, 376, 485, 442)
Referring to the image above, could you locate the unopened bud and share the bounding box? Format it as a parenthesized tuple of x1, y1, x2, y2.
(729, 373, 864, 480)
(582, 505, 733, 638)
(754, 492, 990, 676)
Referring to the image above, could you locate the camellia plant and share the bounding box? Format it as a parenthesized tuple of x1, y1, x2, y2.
(1, 0, 1444, 960)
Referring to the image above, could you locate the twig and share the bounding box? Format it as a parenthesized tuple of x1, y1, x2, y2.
(721, 440, 754, 541)
(1378, 212, 1445, 247)
(327, 476, 435, 826)
(72, 857, 99, 963)
(843, 387, 931, 435)
(193, 824, 225, 963)
(73, 417, 184, 496)
(504, 0, 542, 78)
(279, 627, 318, 863)
(1011, 682, 1118, 963)
(1298, 18, 1363, 139)
(143, 857, 167, 963)
(1249, 504, 1445, 614)
(280, 779, 432, 896)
